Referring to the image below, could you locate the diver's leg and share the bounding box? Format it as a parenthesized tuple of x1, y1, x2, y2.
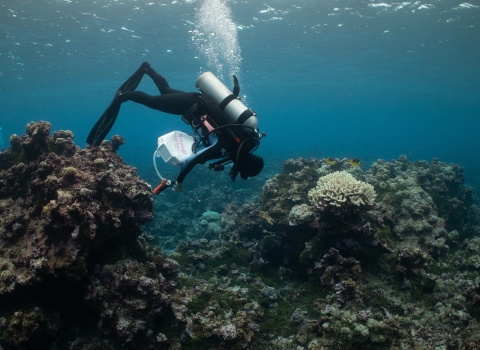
(118, 91, 199, 115)
(117, 62, 151, 92)
(144, 64, 185, 95)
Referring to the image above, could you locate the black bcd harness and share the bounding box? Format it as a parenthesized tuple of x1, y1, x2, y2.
(181, 75, 262, 182)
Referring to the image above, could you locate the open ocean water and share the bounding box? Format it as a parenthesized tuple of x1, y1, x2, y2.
(1, 0, 479, 184)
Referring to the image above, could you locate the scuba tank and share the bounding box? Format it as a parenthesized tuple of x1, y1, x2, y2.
(194, 72, 266, 181)
(195, 72, 258, 136)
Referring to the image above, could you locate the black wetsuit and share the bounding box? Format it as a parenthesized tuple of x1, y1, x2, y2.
(118, 67, 240, 183)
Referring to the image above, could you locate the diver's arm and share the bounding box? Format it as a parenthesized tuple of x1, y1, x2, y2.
(175, 134, 224, 185)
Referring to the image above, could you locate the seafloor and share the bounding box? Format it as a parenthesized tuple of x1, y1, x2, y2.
(0, 121, 480, 350)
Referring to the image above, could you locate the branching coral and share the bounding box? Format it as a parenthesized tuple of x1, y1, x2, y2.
(308, 171, 376, 212)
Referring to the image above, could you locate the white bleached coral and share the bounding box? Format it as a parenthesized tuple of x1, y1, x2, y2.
(219, 324, 237, 340)
(308, 171, 376, 211)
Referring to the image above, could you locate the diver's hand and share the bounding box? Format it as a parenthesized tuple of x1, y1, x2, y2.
(172, 182, 183, 192)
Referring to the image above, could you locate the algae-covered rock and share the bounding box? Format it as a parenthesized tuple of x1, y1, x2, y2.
(206, 155, 480, 349)
(0, 121, 179, 349)
(0, 121, 154, 297)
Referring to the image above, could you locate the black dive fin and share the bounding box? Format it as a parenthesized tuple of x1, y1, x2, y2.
(118, 65, 145, 92)
(86, 98, 122, 146)
(86, 64, 147, 146)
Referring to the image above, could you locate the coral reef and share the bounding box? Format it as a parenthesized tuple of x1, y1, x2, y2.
(0, 121, 153, 296)
(171, 239, 265, 349)
(141, 156, 279, 253)
(1, 123, 480, 350)
(0, 122, 179, 349)
(84, 254, 179, 347)
(171, 155, 479, 349)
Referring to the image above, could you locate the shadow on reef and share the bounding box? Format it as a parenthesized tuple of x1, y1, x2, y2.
(2, 122, 480, 349)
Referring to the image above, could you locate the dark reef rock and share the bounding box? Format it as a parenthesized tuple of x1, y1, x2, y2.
(0, 122, 178, 349)
(366, 155, 474, 238)
(0, 121, 153, 296)
(85, 257, 177, 346)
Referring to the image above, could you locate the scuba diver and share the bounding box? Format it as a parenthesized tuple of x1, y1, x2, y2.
(87, 62, 265, 194)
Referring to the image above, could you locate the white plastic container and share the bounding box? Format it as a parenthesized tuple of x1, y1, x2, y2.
(155, 131, 195, 166)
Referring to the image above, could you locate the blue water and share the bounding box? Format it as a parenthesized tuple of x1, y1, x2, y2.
(1, 0, 479, 181)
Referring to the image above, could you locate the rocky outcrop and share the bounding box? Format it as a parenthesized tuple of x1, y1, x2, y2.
(0, 121, 179, 349)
